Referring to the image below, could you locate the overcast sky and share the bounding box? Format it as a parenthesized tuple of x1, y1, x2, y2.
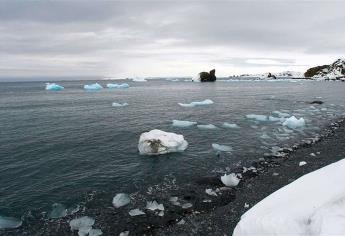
(0, 0, 344, 79)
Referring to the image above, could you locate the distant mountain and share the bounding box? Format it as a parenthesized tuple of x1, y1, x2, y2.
(239, 71, 303, 79)
(305, 59, 345, 80)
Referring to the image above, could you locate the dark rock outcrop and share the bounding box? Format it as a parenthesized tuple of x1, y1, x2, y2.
(267, 72, 277, 79)
(304, 59, 345, 79)
(304, 65, 329, 77)
(198, 69, 217, 82)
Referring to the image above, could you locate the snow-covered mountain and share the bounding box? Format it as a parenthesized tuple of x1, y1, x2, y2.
(239, 71, 303, 79)
(305, 59, 345, 80)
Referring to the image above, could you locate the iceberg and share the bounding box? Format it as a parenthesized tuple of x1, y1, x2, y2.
(221, 173, 240, 187)
(283, 116, 305, 129)
(106, 83, 129, 89)
(246, 114, 268, 121)
(112, 102, 128, 107)
(212, 143, 233, 152)
(146, 201, 164, 211)
(129, 208, 145, 216)
(45, 83, 64, 91)
(197, 124, 218, 130)
(138, 129, 188, 155)
(233, 159, 345, 236)
(172, 120, 197, 128)
(178, 99, 214, 107)
(84, 83, 103, 90)
(222, 122, 240, 129)
(112, 193, 130, 208)
(0, 216, 22, 229)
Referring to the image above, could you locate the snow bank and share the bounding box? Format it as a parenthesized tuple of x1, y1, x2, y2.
(246, 114, 268, 121)
(222, 123, 240, 129)
(212, 143, 233, 152)
(172, 120, 197, 128)
(138, 129, 188, 155)
(197, 124, 218, 130)
(178, 99, 214, 107)
(84, 83, 103, 90)
(221, 173, 240, 187)
(283, 116, 305, 129)
(233, 158, 345, 236)
(45, 83, 64, 91)
(112, 193, 130, 208)
(0, 216, 22, 229)
(112, 102, 128, 107)
(106, 83, 129, 89)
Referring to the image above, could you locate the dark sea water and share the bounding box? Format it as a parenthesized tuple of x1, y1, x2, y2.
(1, 79, 345, 231)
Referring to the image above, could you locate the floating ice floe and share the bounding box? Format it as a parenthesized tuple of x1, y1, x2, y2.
(272, 111, 290, 118)
(299, 161, 307, 166)
(112, 193, 130, 208)
(106, 83, 129, 89)
(129, 209, 145, 216)
(0, 216, 22, 229)
(112, 102, 128, 107)
(246, 114, 268, 121)
(205, 188, 218, 196)
(146, 201, 164, 211)
(70, 216, 96, 236)
(172, 120, 197, 128)
(283, 116, 305, 129)
(221, 173, 240, 187)
(233, 159, 345, 236)
(268, 116, 285, 122)
(138, 129, 188, 155)
(45, 83, 64, 91)
(197, 124, 218, 130)
(49, 203, 67, 219)
(212, 143, 233, 152)
(178, 99, 214, 107)
(84, 83, 103, 90)
(222, 122, 240, 129)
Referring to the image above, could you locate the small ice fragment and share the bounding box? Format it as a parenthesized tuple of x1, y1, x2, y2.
(48, 203, 67, 219)
(112, 193, 130, 208)
(221, 173, 240, 187)
(132, 77, 147, 82)
(169, 197, 181, 206)
(69, 216, 95, 233)
(158, 211, 164, 217)
(181, 203, 193, 209)
(106, 83, 129, 89)
(128, 209, 145, 216)
(222, 122, 240, 129)
(310, 153, 316, 157)
(0, 216, 22, 229)
(272, 172, 279, 176)
(212, 143, 233, 152)
(244, 203, 250, 208)
(178, 99, 214, 107)
(203, 199, 212, 203)
(112, 102, 128, 107)
(246, 114, 268, 121)
(268, 116, 285, 122)
(89, 229, 103, 236)
(321, 108, 327, 111)
(197, 124, 218, 130)
(172, 120, 197, 128)
(283, 116, 305, 129)
(272, 111, 290, 118)
(146, 201, 164, 211)
(177, 219, 186, 225)
(299, 161, 307, 166)
(119, 231, 129, 236)
(205, 188, 218, 196)
(84, 83, 103, 90)
(45, 83, 64, 91)
(138, 129, 188, 155)
(316, 152, 321, 155)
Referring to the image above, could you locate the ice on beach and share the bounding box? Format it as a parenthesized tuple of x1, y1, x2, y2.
(106, 83, 129, 89)
(69, 216, 95, 236)
(221, 173, 240, 187)
(299, 161, 307, 166)
(112, 193, 130, 208)
(205, 188, 218, 196)
(233, 159, 345, 236)
(138, 129, 188, 155)
(84, 83, 103, 90)
(246, 114, 268, 121)
(146, 201, 164, 211)
(222, 122, 240, 129)
(178, 99, 214, 107)
(49, 203, 67, 218)
(45, 83, 64, 91)
(212, 143, 233, 152)
(0, 216, 22, 229)
(283, 116, 305, 129)
(129, 208, 145, 216)
(197, 124, 218, 130)
(172, 120, 197, 128)
(112, 102, 128, 107)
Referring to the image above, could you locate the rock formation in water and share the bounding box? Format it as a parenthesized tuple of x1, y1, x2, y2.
(193, 69, 217, 82)
(267, 72, 277, 79)
(304, 59, 345, 80)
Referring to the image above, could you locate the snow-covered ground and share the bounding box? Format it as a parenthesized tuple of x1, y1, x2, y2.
(233, 158, 345, 236)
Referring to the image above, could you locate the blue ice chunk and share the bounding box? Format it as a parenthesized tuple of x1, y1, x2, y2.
(45, 83, 64, 91)
(84, 83, 103, 90)
(106, 83, 129, 89)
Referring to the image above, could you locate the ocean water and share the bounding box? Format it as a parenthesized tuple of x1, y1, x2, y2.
(1, 79, 345, 229)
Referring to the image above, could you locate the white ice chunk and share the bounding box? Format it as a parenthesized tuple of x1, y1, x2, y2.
(112, 102, 128, 107)
(212, 143, 233, 152)
(283, 116, 305, 129)
(181, 203, 193, 209)
(205, 188, 218, 196)
(268, 116, 285, 122)
(138, 129, 188, 155)
(119, 231, 129, 236)
(172, 120, 197, 128)
(112, 193, 130, 208)
(233, 159, 345, 236)
(89, 229, 103, 236)
(222, 122, 240, 129)
(131, 77, 147, 82)
(45, 83, 64, 91)
(146, 201, 164, 211)
(299, 161, 307, 166)
(178, 99, 214, 107)
(0, 216, 22, 229)
(272, 111, 290, 118)
(246, 114, 268, 121)
(197, 124, 218, 130)
(129, 209, 145, 216)
(221, 173, 240, 187)
(70, 216, 95, 235)
(84, 83, 103, 90)
(106, 83, 129, 89)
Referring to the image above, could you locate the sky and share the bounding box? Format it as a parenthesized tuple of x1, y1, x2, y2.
(0, 0, 344, 79)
